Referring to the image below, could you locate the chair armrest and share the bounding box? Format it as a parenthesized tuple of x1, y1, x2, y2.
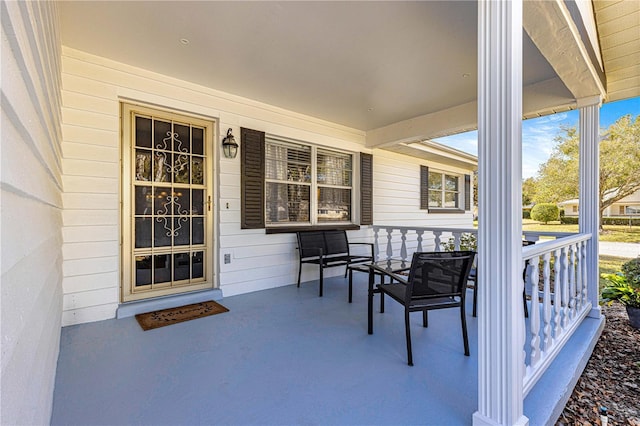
(370, 265, 408, 285)
(349, 242, 375, 257)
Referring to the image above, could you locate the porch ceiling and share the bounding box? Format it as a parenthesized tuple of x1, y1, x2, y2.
(59, 1, 637, 142)
(59, 1, 563, 132)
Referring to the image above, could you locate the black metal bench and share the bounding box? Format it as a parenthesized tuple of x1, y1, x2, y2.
(296, 230, 374, 297)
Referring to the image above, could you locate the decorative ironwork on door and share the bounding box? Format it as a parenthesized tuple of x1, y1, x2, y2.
(122, 105, 214, 302)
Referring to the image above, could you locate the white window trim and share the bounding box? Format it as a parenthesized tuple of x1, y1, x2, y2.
(264, 136, 356, 227)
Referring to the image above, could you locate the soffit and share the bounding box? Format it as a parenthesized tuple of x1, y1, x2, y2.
(593, 0, 640, 102)
(58, 1, 560, 132)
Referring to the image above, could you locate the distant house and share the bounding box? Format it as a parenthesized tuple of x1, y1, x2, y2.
(559, 188, 640, 217)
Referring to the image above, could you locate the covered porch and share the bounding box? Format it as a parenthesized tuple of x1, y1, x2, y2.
(51, 271, 603, 425)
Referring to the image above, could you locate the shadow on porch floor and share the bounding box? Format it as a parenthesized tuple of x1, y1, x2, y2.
(51, 272, 603, 425)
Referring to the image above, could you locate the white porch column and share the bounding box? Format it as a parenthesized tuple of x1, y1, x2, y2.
(473, 1, 528, 426)
(578, 96, 602, 319)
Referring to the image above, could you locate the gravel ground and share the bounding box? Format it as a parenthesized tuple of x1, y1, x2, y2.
(557, 303, 640, 425)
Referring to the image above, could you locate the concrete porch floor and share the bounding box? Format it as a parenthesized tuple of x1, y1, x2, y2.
(51, 273, 604, 425)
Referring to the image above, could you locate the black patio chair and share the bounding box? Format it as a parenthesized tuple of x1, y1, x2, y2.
(370, 251, 476, 366)
(469, 240, 535, 317)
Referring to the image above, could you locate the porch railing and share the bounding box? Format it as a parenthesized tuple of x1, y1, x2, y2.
(371, 225, 593, 397)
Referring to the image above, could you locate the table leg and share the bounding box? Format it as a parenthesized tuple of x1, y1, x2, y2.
(368, 268, 374, 334)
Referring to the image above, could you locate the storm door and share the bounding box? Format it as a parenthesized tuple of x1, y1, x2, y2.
(121, 104, 215, 302)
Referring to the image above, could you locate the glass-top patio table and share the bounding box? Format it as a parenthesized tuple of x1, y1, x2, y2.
(363, 259, 412, 334)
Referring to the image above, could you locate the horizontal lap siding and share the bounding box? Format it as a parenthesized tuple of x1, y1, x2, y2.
(1, 2, 63, 424)
(372, 149, 474, 227)
(60, 47, 368, 319)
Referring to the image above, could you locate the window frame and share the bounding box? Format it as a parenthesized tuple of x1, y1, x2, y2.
(264, 136, 355, 228)
(427, 169, 463, 212)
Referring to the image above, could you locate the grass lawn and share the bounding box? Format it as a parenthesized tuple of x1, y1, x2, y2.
(522, 219, 640, 243)
(599, 255, 629, 289)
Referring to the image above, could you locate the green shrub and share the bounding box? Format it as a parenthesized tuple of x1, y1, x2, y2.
(622, 257, 640, 287)
(602, 217, 640, 226)
(441, 233, 477, 252)
(561, 216, 579, 225)
(523, 210, 531, 219)
(530, 203, 560, 224)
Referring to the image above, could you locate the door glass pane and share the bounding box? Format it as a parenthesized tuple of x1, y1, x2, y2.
(135, 255, 152, 286)
(173, 189, 190, 215)
(153, 152, 170, 182)
(192, 127, 204, 155)
(192, 251, 204, 279)
(154, 120, 172, 150)
(173, 153, 190, 184)
(135, 151, 152, 181)
(192, 190, 204, 215)
(154, 219, 172, 247)
(135, 117, 152, 148)
(135, 218, 152, 248)
(154, 254, 172, 284)
(174, 253, 190, 281)
(173, 218, 190, 246)
(173, 124, 190, 153)
(192, 157, 204, 184)
(154, 187, 172, 215)
(192, 218, 204, 245)
(135, 186, 153, 215)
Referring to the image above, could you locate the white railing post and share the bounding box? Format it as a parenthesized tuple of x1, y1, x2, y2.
(385, 228, 393, 260)
(578, 97, 601, 319)
(529, 256, 541, 367)
(400, 228, 408, 262)
(473, 0, 527, 424)
(416, 230, 424, 252)
(552, 249, 562, 338)
(373, 227, 380, 261)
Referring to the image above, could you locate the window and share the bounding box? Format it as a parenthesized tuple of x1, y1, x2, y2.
(573, 205, 578, 213)
(420, 166, 470, 213)
(428, 171, 460, 209)
(626, 206, 640, 215)
(264, 138, 352, 225)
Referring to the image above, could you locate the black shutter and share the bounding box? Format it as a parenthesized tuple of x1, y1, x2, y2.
(420, 166, 429, 210)
(464, 174, 471, 211)
(241, 128, 265, 229)
(360, 153, 373, 225)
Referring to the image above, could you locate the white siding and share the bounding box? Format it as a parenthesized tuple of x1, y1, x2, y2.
(373, 149, 474, 226)
(1, 2, 63, 424)
(60, 47, 473, 322)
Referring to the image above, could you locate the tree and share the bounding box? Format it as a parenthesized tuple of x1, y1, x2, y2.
(522, 177, 537, 206)
(531, 114, 640, 224)
(530, 203, 559, 224)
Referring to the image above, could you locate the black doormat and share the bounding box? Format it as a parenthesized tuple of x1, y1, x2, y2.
(135, 301, 229, 331)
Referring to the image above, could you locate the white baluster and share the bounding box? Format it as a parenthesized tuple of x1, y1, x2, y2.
(568, 245, 576, 320)
(561, 247, 570, 329)
(542, 253, 552, 351)
(386, 228, 394, 260)
(453, 232, 462, 251)
(581, 240, 588, 307)
(400, 228, 408, 262)
(529, 256, 541, 367)
(416, 230, 424, 252)
(552, 249, 562, 339)
(433, 231, 442, 252)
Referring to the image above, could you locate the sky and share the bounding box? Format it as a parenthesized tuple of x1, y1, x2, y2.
(434, 97, 640, 179)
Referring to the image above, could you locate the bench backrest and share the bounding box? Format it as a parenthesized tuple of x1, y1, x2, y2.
(297, 230, 349, 259)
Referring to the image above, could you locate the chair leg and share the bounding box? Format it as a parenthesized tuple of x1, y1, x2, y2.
(379, 274, 385, 313)
(348, 269, 353, 303)
(297, 262, 302, 288)
(472, 280, 478, 317)
(422, 310, 428, 327)
(405, 309, 413, 366)
(460, 305, 470, 356)
(319, 265, 324, 297)
(523, 289, 529, 318)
